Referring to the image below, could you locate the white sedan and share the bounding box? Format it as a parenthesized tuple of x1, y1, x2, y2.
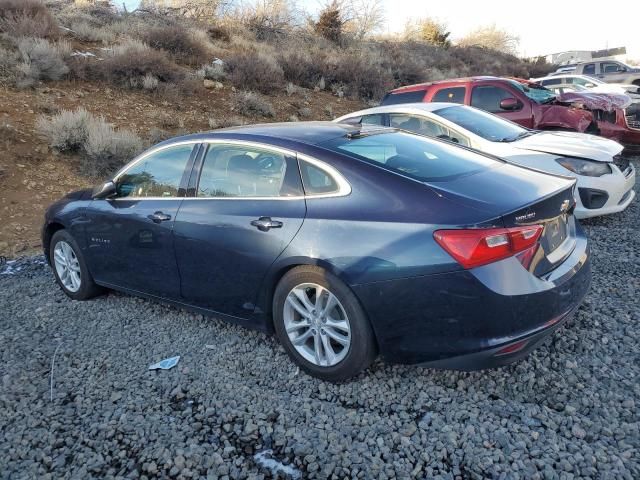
(334, 103, 636, 219)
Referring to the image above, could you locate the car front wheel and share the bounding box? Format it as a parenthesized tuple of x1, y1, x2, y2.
(273, 266, 377, 381)
(50, 230, 103, 300)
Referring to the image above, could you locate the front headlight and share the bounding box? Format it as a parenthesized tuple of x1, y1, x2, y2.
(555, 157, 611, 177)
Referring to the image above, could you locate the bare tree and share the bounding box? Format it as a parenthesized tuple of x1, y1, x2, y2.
(342, 0, 384, 40)
(457, 24, 519, 54)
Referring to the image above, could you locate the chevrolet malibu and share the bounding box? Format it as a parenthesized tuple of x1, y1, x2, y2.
(42, 123, 591, 381)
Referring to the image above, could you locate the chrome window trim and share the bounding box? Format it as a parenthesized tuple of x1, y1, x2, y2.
(110, 138, 351, 201)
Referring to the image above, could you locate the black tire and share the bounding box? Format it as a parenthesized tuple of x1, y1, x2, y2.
(273, 265, 377, 382)
(50, 230, 103, 300)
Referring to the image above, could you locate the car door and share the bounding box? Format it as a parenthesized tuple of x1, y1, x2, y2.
(173, 141, 306, 318)
(470, 84, 534, 128)
(83, 142, 198, 298)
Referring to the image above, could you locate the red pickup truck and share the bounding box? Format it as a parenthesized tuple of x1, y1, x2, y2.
(381, 77, 640, 148)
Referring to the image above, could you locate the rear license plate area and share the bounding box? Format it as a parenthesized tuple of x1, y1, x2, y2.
(545, 215, 569, 253)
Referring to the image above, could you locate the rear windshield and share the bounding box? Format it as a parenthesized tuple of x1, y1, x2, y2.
(381, 90, 426, 105)
(434, 105, 527, 142)
(320, 131, 500, 182)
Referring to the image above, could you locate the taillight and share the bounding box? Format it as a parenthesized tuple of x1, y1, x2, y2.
(434, 225, 543, 269)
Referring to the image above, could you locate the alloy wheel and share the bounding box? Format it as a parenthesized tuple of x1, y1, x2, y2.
(53, 241, 81, 293)
(283, 283, 351, 367)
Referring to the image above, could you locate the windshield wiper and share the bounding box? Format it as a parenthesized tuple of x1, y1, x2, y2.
(498, 131, 534, 142)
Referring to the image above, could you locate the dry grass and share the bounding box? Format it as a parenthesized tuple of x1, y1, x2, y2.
(140, 25, 211, 66)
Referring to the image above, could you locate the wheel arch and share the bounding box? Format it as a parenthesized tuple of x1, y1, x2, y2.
(258, 258, 381, 350)
(43, 221, 66, 264)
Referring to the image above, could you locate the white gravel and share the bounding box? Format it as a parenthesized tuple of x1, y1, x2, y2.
(1, 161, 638, 479)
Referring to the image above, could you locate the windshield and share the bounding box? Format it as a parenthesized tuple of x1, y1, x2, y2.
(320, 131, 500, 182)
(509, 80, 557, 104)
(434, 105, 529, 142)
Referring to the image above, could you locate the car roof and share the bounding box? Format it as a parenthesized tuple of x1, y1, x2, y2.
(388, 76, 503, 93)
(335, 102, 461, 120)
(155, 121, 393, 149)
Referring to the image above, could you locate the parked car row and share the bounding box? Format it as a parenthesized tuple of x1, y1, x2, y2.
(42, 75, 635, 381)
(380, 76, 640, 149)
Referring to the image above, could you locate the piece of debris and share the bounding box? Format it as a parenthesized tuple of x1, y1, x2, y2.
(253, 450, 301, 479)
(71, 51, 97, 58)
(205, 344, 215, 350)
(149, 356, 180, 370)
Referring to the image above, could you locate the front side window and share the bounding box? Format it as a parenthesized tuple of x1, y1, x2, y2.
(432, 87, 466, 104)
(197, 144, 300, 198)
(583, 63, 596, 75)
(471, 85, 518, 112)
(602, 62, 624, 73)
(115, 144, 194, 198)
(389, 114, 470, 146)
(321, 131, 500, 182)
(360, 114, 385, 126)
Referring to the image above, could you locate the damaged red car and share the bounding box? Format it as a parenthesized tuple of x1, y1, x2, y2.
(381, 77, 640, 149)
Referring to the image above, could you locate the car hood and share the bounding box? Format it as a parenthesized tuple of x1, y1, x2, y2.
(512, 131, 623, 162)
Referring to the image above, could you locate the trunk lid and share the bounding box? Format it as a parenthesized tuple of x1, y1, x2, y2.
(430, 162, 577, 275)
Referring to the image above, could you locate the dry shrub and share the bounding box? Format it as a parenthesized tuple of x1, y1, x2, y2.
(233, 91, 275, 117)
(93, 41, 184, 89)
(226, 51, 284, 95)
(0, 0, 58, 38)
(37, 108, 143, 176)
(16, 37, 70, 88)
(207, 24, 231, 42)
(70, 20, 115, 43)
(278, 48, 326, 89)
(451, 46, 528, 78)
(330, 51, 392, 100)
(140, 25, 210, 66)
(0, 41, 20, 84)
(196, 62, 225, 81)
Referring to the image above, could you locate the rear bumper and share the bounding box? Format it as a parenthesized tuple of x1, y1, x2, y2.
(352, 225, 591, 368)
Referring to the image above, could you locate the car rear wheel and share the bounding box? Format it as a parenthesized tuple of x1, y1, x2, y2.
(50, 230, 103, 300)
(273, 266, 377, 381)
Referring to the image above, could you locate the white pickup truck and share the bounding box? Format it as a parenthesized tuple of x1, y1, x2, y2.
(558, 61, 640, 86)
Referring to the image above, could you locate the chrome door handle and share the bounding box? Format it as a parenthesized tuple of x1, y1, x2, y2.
(147, 211, 172, 223)
(251, 217, 283, 232)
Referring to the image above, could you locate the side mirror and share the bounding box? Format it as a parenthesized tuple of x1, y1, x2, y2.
(92, 180, 116, 199)
(499, 98, 521, 111)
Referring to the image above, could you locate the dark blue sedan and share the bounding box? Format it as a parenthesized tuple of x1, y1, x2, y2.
(42, 122, 591, 381)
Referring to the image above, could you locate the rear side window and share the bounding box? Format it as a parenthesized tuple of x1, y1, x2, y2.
(471, 85, 517, 113)
(116, 144, 193, 198)
(583, 63, 596, 75)
(321, 132, 499, 182)
(299, 161, 339, 195)
(540, 78, 561, 86)
(380, 90, 427, 105)
(432, 87, 466, 104)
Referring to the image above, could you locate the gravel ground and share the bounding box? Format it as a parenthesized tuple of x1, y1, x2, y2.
(1, 165, 639, 480)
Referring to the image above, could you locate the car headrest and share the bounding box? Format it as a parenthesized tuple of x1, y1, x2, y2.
(228, 154, 257, 172)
